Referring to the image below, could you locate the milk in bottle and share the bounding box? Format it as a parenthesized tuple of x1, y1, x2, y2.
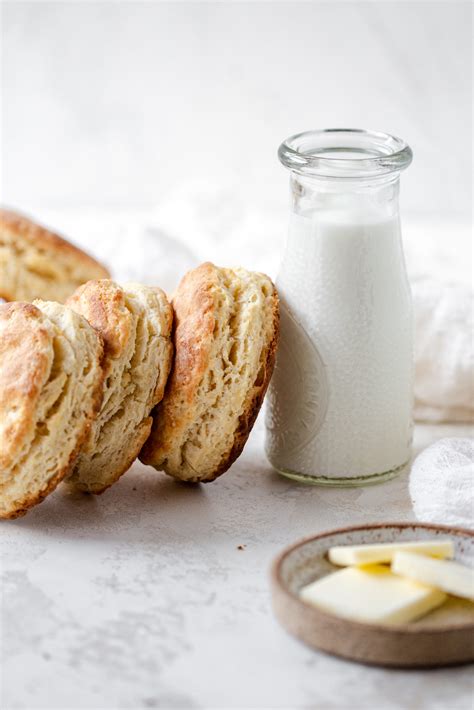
(265, 129, 414, 485)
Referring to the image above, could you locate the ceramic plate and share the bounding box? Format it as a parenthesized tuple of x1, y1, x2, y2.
(271, 522, 474, 668)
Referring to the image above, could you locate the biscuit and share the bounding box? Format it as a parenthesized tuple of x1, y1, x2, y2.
(0, 208, 109, 302)
(67, 280, 173, 493)
(0, 301, 103, 518)
(140, 262, 279, 482)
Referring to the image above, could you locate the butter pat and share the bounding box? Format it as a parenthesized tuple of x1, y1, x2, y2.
(328, 540, 454, 566)
(299, 565, 446, 624)
(392, 551, 474, 601)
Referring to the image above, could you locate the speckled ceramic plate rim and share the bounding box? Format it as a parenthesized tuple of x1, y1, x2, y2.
(271, 522, 474, 636)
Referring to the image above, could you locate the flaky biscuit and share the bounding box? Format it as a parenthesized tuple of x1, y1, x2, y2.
(0, 301, 103, 518)
(140, 262, 279, 482)
(0, 208, 109, 302)
(67, 280, 173, 493)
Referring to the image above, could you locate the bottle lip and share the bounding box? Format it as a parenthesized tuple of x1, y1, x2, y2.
(278, 128, 413, 179)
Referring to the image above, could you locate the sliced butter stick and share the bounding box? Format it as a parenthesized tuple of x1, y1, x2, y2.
(299, 565, 446, 625)
(392, 552, 474, 602)
(328, 540, 454, 566)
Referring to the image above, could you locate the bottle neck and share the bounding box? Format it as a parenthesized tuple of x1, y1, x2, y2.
(289, 171, 401, 220)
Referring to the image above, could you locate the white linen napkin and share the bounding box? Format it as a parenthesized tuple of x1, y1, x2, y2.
(410, 438, 474, 528)
(412, 279, 474, 423)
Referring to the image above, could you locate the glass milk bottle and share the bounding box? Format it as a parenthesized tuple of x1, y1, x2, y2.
(265, 129, 413, 486)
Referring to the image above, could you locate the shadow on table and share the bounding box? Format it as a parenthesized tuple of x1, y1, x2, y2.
(10, 423, 453, 539)
(7, 460, 214, 542)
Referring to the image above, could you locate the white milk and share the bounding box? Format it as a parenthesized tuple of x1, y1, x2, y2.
(265, 207, 414, 483)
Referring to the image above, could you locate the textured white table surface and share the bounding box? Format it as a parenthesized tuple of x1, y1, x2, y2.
(1, 420, 473, 710)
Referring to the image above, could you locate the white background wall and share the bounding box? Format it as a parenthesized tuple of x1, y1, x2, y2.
(1, 0, 472, 219)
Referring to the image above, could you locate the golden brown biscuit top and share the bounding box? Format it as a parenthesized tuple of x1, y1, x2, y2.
(0, 208, 110, 277)
(0, 302, 55, 470)
(67, 279, 133, 360)
(171, 262, 218, 390)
